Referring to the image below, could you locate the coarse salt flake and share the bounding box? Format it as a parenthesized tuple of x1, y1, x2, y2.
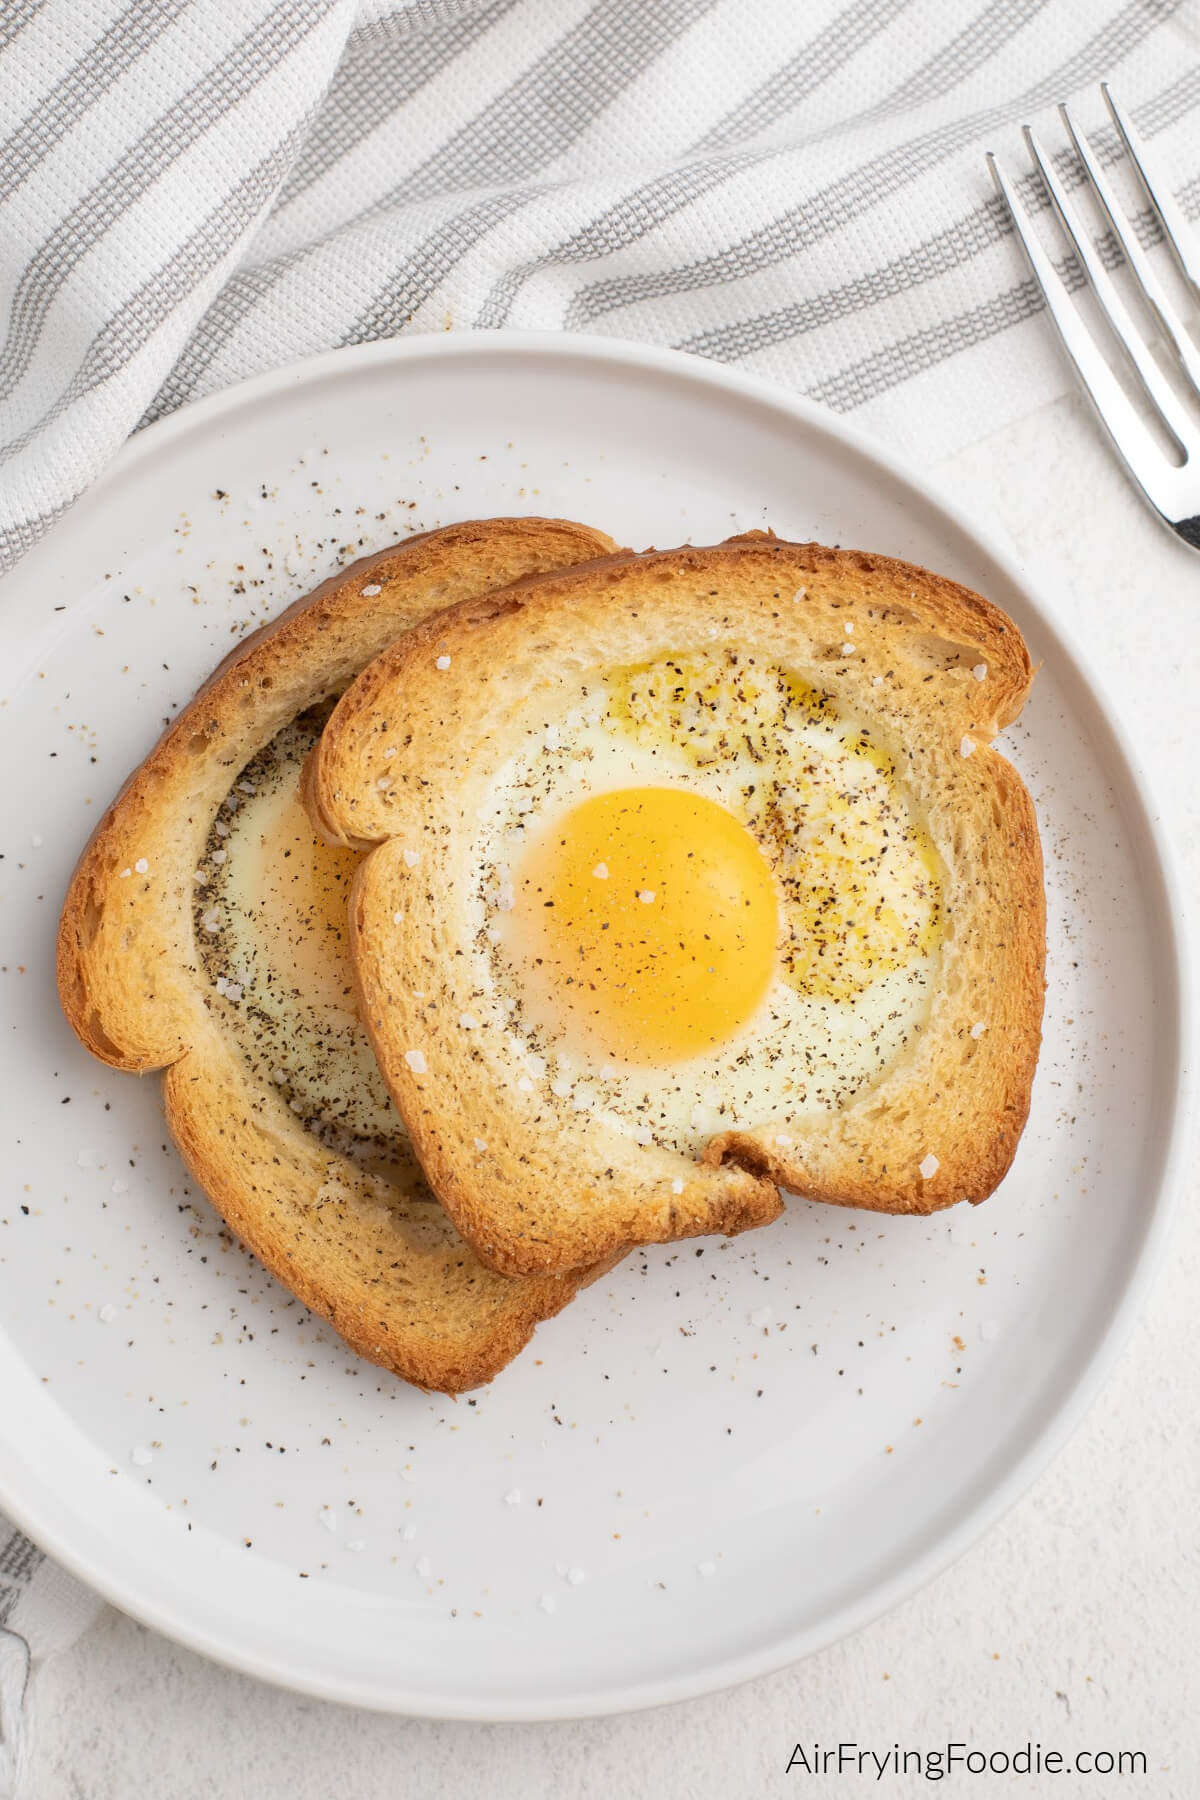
(566, 1567, 586, 1586)
(211, 849, 227, 864)
(347, 1539, 366, 1553)
(76, 1148, 99, 1169)
(404, 1050, 428, 1075)
(539, 1593, 557, 1614)
(134, 858, 149, 874)
(750, 1305, 773, 1327)
(401, 1523, 417, 1542)
(403, 849, 420, 868)
(697, 1560, 717, 1578)
(111, 1179, 128, 1196)
(361, 584, 382, 597)
(634, 1126, 653, 1146)
(970, 1020, 987, 1039)
(392, 911, 402, 925)
(473, 1137, 488, 1152)
(844, 621, 854, 634)
(592, 863, 608, 880)
(131, 1446, 153, 1467)
(973, 663, 987, 681)
(504, 1488, 522, 1506)
(31, 834, 43, 847)
(201, 909, 220, 933)
(517, 1076, 533, 1093)
(671, 1178, 684, 1195)
(458, 1013, 479, 1030)
(871, 674, 884, 688)
(774, 1133, 793, 1149)
(638, 889, 655, 904)
(841, 642, 856, 655)
(980, 1317, 999, 1342)
(98, 1303, 117, 1323)
(317, 1507, 337, 1534)
(118, 868, 131, 879)
(415, 1556, 432, 1578)
(919, 1153, 940, 1180)
(435, 655, 451, 671)
(959, 735, 976, 758)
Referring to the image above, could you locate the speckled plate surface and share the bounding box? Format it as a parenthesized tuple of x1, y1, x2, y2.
(0, 335, 1187, 1719)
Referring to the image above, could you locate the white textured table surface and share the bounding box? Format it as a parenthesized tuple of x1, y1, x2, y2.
(28, 390, 1199, 1798)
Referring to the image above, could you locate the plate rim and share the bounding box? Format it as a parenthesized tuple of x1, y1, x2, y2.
(0, 329, 1192, 1720)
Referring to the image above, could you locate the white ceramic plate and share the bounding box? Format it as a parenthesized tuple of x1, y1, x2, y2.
(0, 336, 1187, 1719)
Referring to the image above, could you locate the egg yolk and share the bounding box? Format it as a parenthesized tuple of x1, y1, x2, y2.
(236, 784, 363, 1013)
(510, 786, 779, 1064)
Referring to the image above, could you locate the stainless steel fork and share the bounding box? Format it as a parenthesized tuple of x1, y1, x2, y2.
(987, 85, 1200, 552)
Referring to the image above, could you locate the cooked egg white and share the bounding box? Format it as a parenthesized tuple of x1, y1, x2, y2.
(472, 653, 943, 1157)
(194, 711, 405, 1164)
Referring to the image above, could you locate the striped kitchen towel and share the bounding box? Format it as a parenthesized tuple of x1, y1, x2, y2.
(2, 0, 1200, 576)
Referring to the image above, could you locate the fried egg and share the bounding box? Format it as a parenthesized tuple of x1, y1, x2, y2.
(193, 710, 407, 1169)
(475, 652, 943, 1156)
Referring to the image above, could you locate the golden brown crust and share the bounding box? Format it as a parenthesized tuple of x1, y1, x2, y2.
(57, 517, 619, 1391)
(311, 534, 1045, 1273)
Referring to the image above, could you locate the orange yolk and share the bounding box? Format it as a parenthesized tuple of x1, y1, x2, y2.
(510, 786, 779, 1064)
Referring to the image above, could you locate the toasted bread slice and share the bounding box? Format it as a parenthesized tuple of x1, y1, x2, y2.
(57, 517, 618, 1391)
(307, 534, 1044, 1278)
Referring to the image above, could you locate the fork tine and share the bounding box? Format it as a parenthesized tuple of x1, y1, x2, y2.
(1021, 125, 1192, 451)
(987, 151, 1176, 509)
(1102, 84, 1200, 299)
(1059, 103, 1200, 400)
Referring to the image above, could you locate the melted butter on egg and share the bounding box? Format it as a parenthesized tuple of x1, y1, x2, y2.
(477, 651, 946, 1155)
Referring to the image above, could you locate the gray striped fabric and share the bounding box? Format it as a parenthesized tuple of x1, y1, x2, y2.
(3, 0, 1200, 572)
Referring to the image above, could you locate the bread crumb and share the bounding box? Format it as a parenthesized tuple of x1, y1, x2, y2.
(919, 1152, 939, 1179)
(404, 1050, 428, 1074)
